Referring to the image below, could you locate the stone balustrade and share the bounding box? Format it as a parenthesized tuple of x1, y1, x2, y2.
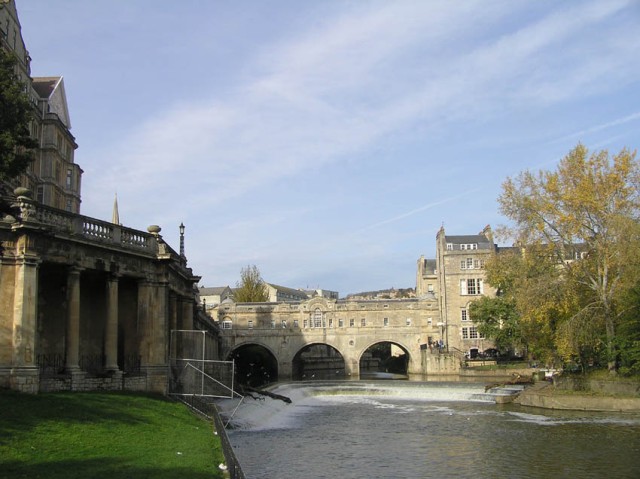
(13, 192, 169, 256)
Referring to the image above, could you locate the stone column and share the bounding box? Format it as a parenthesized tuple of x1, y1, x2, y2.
(65, 267, 82, 372)
(169, 293, 178, 332)
(181, 298, 194, 330)
(137, 280, 152, 365)
(137, 279, 169, 393)
(10, 254, 40, 393)
(104, 274, 119, 371)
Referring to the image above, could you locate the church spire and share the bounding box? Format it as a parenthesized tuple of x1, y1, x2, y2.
(112, 193, 120, 225)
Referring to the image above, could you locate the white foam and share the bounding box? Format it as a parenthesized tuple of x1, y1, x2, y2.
(218, 381, 492, 430)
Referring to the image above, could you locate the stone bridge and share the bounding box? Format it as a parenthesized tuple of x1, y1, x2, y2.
(215, 295, 458, 381)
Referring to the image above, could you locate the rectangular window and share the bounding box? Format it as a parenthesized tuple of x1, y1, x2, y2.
(383, 317, 389, 327)
(460, 279, 483, 295)
(406, 318, 412, 326)
(293, 320, 299, 328)
(222, 321, 232, 330)
(248, 320, 253, 329)
(339, 318, 344, 328)
(66, 168, 72, 188)
(361, 318, 366, 327)
(271, 320, 276, 329)
(460, 260, 466, 269)
(461, 309, 468, 321)
(469, 327, 478, 339)
(281, 320, 287, 328)
(462, 327, 469, 339)
(349, 318, 355, 327)
(446, 243, 453, 250)
(329, 318, 333, 328)
(467, 258, 474, 269)
(314, 318, 322, 328)
(427, 284, 434, 292)
(303, 319, 308, 328)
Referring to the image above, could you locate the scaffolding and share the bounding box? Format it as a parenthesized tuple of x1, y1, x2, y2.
(169, 330, 236, 399)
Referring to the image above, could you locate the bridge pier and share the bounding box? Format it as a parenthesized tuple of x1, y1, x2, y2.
(344, 358, 360, 380)
(278, 361, 292, 381)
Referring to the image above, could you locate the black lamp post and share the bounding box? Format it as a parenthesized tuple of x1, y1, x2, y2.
(179, 222, 185, 257)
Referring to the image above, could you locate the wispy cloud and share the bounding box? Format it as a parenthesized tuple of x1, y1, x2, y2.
(64, 0, 639, 291)
(551, 111, 640, 144)
(89, 0, 635, 225)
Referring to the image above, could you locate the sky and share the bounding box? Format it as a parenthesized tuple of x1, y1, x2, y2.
(16, 0, 640, 296)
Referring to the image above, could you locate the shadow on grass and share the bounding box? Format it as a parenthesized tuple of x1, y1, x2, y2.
(1, 458, 223, 479)
(0, 390, 162, 440)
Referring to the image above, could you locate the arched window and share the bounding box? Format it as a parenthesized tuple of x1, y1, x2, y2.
(312, 308, 323, 328)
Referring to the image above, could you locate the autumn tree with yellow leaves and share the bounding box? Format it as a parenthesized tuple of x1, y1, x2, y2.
(233, 265, 269, 302)
(496, 144, 640, 373)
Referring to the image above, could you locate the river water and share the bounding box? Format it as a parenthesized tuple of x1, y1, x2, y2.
(218, 380, 640, 479)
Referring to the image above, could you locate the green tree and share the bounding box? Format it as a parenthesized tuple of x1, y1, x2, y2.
(499, 144, 640, 373)
(0, 49, 37, 181)
(233, 265, 269, 302)
(468, 295, 519, 355)
(470, 248, 573, 365)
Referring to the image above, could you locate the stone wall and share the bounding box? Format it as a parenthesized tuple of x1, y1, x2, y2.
(554, 376, 640, 397)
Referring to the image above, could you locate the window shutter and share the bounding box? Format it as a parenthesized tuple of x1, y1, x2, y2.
(460, 280, 466, 295)
(479, 279, 484, 294)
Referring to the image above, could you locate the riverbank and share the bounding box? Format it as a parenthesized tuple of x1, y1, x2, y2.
(515, 381, 640, 412)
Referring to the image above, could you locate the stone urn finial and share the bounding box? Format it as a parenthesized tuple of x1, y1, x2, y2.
(147, 225, 162, 236)
(14, 187, 31, 198)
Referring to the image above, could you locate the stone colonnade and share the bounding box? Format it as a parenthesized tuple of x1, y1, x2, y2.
(0, 200, 202, 394)
(1, 255, 198, 394)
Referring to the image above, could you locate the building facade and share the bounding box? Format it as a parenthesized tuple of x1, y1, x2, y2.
(213, 225, 500, 370)
(1, 0, 82, 213)
(435, 225, 497, 357)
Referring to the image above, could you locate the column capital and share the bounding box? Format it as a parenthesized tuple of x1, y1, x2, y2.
(68, 265, 85, 275)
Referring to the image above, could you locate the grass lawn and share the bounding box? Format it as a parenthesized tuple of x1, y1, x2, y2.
(0, 391, 226, 479)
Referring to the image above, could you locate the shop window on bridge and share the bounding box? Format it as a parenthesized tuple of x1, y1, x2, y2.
(350, 318, 355, 327)
(313, 308, 323, 328)
(361, 318, 366, 327)
(339, 318, 344, 328)
(294, 319, 299, 328)
(248, 320, 253, 329)
(383, 317, 389, 327)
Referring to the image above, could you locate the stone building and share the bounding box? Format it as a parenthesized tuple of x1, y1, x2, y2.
(1, 1, 209, 394)
(0, 193, 205, 394)
(435, 225, 497, 357)
(198, 285, 233, 309)
(0, 0, 82, 213)
(214, 225, 501, 376)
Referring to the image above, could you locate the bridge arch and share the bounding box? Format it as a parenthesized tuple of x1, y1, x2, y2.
(227, 342, 278, 387)
(292, 342, 346, 380)
(358, 340, 412, 378)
